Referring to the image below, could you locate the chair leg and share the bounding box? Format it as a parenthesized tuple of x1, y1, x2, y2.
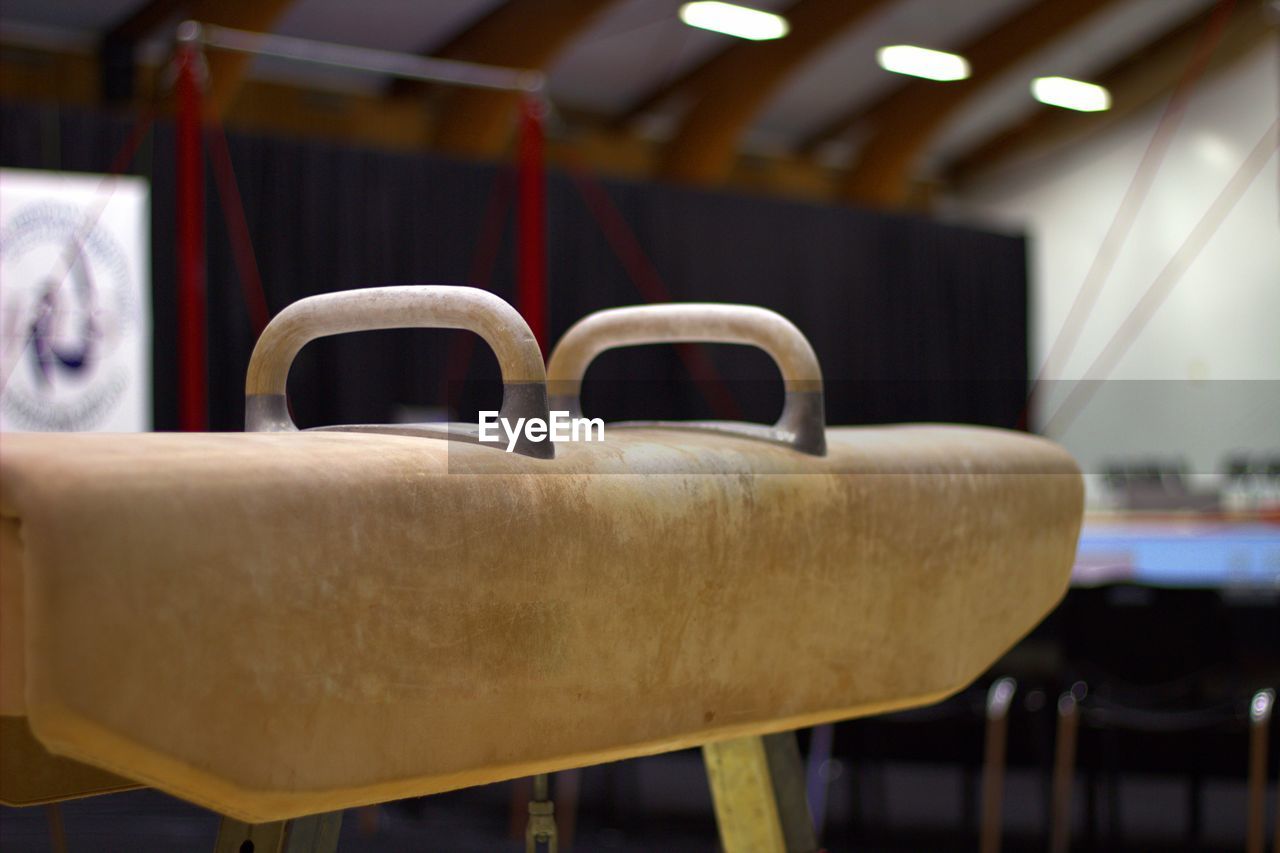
(213, 811, 342, 853)
(979, 677, 1016, 853)
(703, 731, 819, 853)
(1050, 690, 1080, 853)
(1246, 688, 1273, 853)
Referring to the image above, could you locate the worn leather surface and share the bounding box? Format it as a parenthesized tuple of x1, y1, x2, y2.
(0, 425, 1082, 821)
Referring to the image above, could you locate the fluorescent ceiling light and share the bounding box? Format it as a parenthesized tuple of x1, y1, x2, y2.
(1031, 76, 1111, 112)
(678, 2, 789, 41)
(876, 45, 970, 82)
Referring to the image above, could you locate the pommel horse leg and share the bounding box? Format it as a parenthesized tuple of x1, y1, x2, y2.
(526, 773, 558, 852)
(703, 732, 820, 853)
(213, 812, 342, 853)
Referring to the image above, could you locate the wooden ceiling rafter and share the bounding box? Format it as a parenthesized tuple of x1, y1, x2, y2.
(75, 0, 1268, 202)
(188, 0, 299, 119)
(608, 26, 736, 129)
(103, 0, 190, 43)
(99, 0, 298, 115)
(944, 0, 1271, 188)
(824, 0, 1132, 206)
(101, 0, 190, 101)
(655, 0, 894, 185)
(390, 0, 620, 158)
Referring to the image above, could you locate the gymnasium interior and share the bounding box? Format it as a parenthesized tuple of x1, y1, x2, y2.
(0, 1, 1277, 851)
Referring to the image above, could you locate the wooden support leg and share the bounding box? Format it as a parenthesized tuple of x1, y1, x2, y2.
(355, 805, 380, 836)
(45, 802, 68, 853)
(509, 776, 534, 839)
(556, 769, 581, 850)
(214, 812, 342, 853)
(703, 732, 819, 853)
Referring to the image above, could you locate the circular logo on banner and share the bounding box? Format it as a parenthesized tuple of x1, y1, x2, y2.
(0, 200, 140, 430)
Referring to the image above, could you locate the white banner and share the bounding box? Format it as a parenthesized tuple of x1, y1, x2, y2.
(0, 168, 151, 432)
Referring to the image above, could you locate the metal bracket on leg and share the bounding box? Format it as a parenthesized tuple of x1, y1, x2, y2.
(703, 732, 820, 853)
(214, 812, 342, 853)
(525, 773, 558, 853)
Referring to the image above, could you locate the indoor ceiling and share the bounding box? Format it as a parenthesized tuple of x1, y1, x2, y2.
(0, 0, 1261, 204)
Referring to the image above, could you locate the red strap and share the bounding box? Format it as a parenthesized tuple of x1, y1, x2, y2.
(565, 155, 741, 420)
(207, 121, 270, 338)
(517, 95, 547, 354)
(175, 43, 207, 432)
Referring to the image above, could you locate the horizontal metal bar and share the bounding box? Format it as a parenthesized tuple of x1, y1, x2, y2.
(177, 21, 544, 94)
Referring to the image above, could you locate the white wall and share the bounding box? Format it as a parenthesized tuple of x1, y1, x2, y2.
(949, 41, 1280, 479)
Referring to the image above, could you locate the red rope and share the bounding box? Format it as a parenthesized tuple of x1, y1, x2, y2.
(440, 168, 516, 409)
(108, 110, 157, 174)
(565, 155, 741, 420)
(175, 41, 207, 432)
(206, 121, 271, 337)
(517, 95, 548, 353)
(564, 159, 670, 304)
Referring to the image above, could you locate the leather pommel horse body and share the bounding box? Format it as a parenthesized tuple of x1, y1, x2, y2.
(0, 287, 1083, 849)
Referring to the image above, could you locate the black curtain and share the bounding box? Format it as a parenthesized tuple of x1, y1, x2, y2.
(1, 100, 1028, 433)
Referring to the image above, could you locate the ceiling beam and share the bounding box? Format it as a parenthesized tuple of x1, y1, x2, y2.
(2, 37, 855, 201)
(426, 0, 618, 158)
(101, 0, 296, 110)
(101, 0, 189, 101)
(609, 25, 738, 128)
(189, 0, 298, 119)
(104, 0, 189, 43)
(657, 0, 893, 185)
(835, 0, 1129, 206)
(100, 0, 296, 113)
(945, 0, 1271, 188)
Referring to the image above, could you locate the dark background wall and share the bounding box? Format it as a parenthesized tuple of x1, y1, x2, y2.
(1, 100, 1028, 432)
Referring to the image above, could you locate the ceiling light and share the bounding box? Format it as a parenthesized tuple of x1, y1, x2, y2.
(1031, 76, 1111, 112)
(876, 45, 970, 82)
(678, 2, 789, 41)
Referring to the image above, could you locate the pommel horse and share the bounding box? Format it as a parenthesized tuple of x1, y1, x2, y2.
(0, 287, 1083, 851)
